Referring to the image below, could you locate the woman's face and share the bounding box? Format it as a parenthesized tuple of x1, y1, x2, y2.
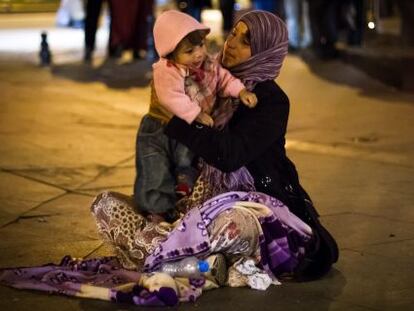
(222, 22, 252, 68)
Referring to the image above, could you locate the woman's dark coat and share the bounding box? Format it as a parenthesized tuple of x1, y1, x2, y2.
(165, 80, 339, 280)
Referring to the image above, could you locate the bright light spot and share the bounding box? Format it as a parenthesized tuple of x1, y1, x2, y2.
(201, 9, 223, 38)
(368, 22, 375, 29)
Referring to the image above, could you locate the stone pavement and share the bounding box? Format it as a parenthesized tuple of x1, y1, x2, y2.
(339, 33, 414, 93)
(1, 13, 414, 311)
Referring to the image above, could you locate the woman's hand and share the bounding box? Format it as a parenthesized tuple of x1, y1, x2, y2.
(239, 88, 258, 108)
(195, 111, 214, 127)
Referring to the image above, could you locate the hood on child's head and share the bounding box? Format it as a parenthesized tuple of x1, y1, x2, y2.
(153, 10, 210, 58)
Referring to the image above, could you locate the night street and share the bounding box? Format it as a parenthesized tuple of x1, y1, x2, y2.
(0, 10, 413, 311)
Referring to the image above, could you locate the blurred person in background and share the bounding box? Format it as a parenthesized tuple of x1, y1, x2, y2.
(175, 0, 212, 21)
(284, 0, 312, 51)
(108, 0, 155, 60)
(252, 0, 278, 13)
(396, 0, 414, 46)
(219, 0, 236, 36)
(308, 0, 340, 59)
(340, 0, 365, 46)
(84, 0, 106, 63)
(56, 0, 85, 28)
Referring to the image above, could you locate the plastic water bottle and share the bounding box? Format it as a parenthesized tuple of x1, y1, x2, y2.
(160, 257, 209, 278)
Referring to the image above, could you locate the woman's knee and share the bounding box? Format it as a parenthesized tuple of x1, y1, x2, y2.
(91, 191, 137, 217)
(90, 191, 110, 215)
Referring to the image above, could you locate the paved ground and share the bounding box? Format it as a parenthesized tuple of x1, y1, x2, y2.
(0, 13, 414, 311)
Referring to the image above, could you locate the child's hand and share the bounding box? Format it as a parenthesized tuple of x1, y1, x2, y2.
(195, 111, 214, 127)
(239, 88, 258, 108)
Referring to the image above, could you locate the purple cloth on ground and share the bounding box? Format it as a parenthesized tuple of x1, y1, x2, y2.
(0, 255, 178, 306)
(144, 191, 312, 277)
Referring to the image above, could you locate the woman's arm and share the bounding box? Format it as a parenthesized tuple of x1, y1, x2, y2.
(165, 82, 289, 172)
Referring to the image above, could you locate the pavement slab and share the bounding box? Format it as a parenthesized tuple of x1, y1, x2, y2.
(0, 288, 81, 311)
(0, 213, 99, 245)
(327, 249, 414, 310)
(281, 56, 414, 156)
(79, 186, 133, 198)
(0, 171, 65, 226)
(322, 213, 414, 249)
(0, 194, 100, 252)
(289, 151, 414, 223)
(78, 165, 135, 193)
(7, 166, 106, 191)
(0, 62, 141, 171)
(350, 238, 414, 265)
(23, 193, 96, 219)
(0, 240, 102, 268)
(85, 242, 115, 259)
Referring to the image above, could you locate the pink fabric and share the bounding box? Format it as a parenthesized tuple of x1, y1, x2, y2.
(153, 10, 210, 58)
(216, 64, 246, 98)
(153, 57, 244, 124)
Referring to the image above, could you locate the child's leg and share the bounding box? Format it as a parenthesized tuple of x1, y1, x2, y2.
(134, 115, 177, 216)
(172, 142, 199, 197)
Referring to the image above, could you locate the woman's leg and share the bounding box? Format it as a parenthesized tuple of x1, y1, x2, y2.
(91, 191, 170, 270)
(208, 208, 260, 261)
(207, 208, 261, 287)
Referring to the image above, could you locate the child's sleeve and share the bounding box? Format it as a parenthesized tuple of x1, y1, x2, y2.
(216, 64, 245, 98)
(153, 62, 201, 124)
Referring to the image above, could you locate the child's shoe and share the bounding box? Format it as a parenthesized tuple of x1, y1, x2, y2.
(175, 183, 191, 197)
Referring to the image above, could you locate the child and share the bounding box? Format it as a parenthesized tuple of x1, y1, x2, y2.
(134, 10, 257, 223)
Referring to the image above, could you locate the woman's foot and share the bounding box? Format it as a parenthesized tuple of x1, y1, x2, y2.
(206, 253, 227, 286)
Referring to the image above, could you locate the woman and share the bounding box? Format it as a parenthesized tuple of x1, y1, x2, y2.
(164, 10, 338, 280)
(91, 10, 337, 283)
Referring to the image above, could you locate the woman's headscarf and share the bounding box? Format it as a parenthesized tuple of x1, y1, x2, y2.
(230, 10, 289, 89)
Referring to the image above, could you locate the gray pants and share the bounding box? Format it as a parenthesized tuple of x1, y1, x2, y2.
(134, 115, 198, 214)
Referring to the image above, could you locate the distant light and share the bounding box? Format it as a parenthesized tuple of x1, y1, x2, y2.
(178, 1, 187, 9)
(234, 3, 241, 10)
(368, 22, 375, 29)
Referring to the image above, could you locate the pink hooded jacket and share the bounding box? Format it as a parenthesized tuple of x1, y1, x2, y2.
(150, 10, 245, 124)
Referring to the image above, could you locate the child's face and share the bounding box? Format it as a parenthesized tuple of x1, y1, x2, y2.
(173, 39, 207, 69)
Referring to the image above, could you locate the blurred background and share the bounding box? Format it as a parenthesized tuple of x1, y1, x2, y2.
(0, 0, 412, 91)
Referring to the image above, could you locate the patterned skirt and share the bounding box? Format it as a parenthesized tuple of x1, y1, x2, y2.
(90, 175, 262, 271)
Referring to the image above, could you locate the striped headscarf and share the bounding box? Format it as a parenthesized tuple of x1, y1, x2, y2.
(231, 10, 289, 89)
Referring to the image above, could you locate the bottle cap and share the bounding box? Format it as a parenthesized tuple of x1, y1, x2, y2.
(198, 260, 209, 273)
